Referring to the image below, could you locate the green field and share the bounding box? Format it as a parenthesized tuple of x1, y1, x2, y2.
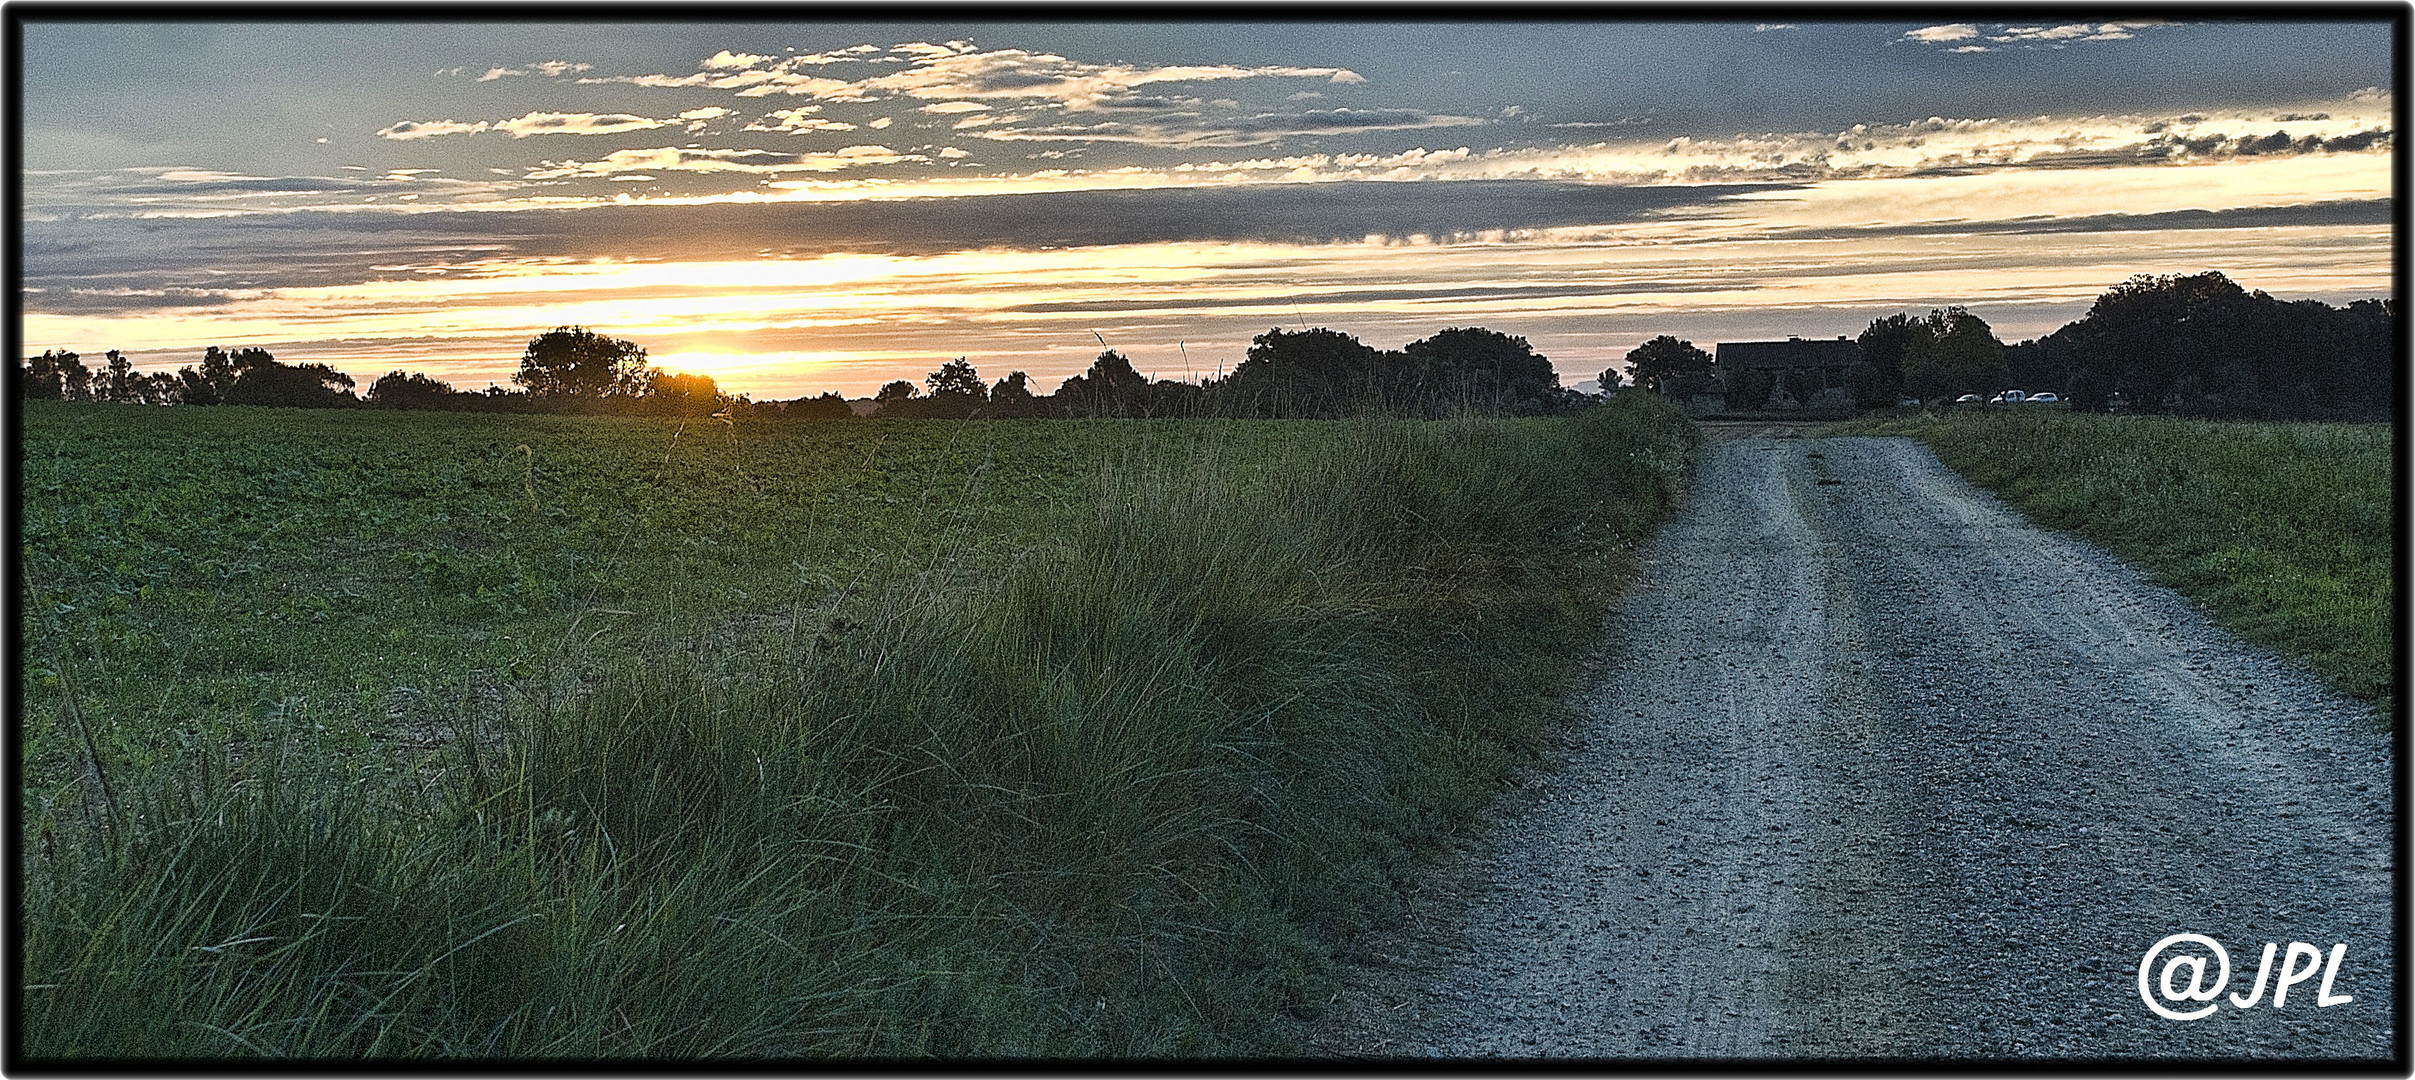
(1837, 410, 2394, 715)
(19, 398, 1699, 1057)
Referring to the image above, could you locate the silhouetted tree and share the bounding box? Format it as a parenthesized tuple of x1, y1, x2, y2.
(1894, 308, 2005, 404)
(637, 370, 726, 416)
(1055, 349, 1154, 417)
(1623, 336, 1713, 396)
(199, 346, 238, 398)
(1402, 327, 1560, 416)
(773, 391, 855, 419)
(19, 351, 79, 400)
(367, 370, 464, 409)
(102, 350, 133, 402)
(1215, 329, 1395, 418)
(926, 358, 986, 399)
(988, 371, 1040, 417)
(2031, 272, 2392, 418)
(175, 367, 220, 405)
(873, 380, 919, 415)
(1594, 366, 1627, 394)
(907, 357, 989, 417)
(1856, 313, 1923, 395)
(514, 326, 651, 401)
(58, 351, 94, 401)
(217, 348, 358, 408)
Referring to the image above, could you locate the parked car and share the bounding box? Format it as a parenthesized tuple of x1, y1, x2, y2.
(1987, 389, 2026, 405)
(1954, 393, 1983, 405)
(2028, 392, 2060, 403)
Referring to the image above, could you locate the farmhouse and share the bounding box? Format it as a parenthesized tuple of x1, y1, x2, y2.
(1714, 336, 1867, 408)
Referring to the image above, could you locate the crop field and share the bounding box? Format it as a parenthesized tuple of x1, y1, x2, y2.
(19, 397, 1699, 1057)
(1836, 411, 2395, 714)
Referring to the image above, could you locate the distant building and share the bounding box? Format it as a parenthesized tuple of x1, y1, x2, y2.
(1714, 337, 1867, 408)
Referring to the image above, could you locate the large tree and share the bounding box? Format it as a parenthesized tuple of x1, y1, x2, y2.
(220, 348, 357, 408)
(1402, 326, 1558, 416)
(1055, 349, 1153, 417)
(1217, 328, 1396, 418)
(19, 350, 82, 401)
(368, 370, 463, 410)
(1855, 313, 1925, 395)
(911, 357, 990, 418)
(1623, 335, 1713, 396)
(925, 357, 987, 399)
(1901, 307, 2007, 403)
(513, 326, 651, 400)
(2032, 271, 2392, 418)
(638, 370, 726, 417)
(988, 371, 1040, 417)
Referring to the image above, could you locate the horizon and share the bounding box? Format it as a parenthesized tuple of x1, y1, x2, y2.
(20, 16, 2397, 399)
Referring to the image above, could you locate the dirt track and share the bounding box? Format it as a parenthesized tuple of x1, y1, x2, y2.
(1314, 434, 2395, 1060)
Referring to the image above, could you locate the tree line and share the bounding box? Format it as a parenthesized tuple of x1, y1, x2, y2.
(27, 272, 2387, 422)
(1611, 271, 2393, 420)
(20, 324, 1596, 421)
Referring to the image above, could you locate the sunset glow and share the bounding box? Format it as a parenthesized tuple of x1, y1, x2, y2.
(22, 19, 2395, 398)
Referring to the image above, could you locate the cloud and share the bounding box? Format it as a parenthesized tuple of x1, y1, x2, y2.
(679, 107, 734, 121)
(787, 44, 884, 65)
(494, 111, 671, 138)
(584, 68, 865, 98)
(378, 118, 492, 140)
(380, 112, 684, 140)
(524, 144, 925, 179)
(1753, 23, 1798, 32)
(920, 101, 991, 113)
(1904, 24, 1980, 43)
(117, 171, 366, 197)
(981, 107, 1489, 148)
(1766, 199, 2393, 242)
(1905, 21, 2176, 50)
(596, 41, 1366, 113)
(27, 181, 1784, 298)
(746, 106, 859, 133)
(475, 59, 593, 81)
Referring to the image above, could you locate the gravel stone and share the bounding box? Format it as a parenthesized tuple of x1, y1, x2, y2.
(1314, 434, 2394, 1060)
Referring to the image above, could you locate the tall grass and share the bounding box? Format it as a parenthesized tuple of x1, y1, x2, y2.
(22, 398, 1699, 1058)
(1840, 411, 2393, 713)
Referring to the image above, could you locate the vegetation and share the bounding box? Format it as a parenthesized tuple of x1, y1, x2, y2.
(1836, 411, 2393, 714)
(1608, 272, 2391, 418)
(2006, 271, 2395, 419)
(1618, 335, 1713, 397)
(20, 395, 1700, 1058)
(18, 323, 1599, 423)
(1861, 307, 2008, 406)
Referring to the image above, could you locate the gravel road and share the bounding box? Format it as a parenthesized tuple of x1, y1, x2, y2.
(1314, 433, 2395, 1060)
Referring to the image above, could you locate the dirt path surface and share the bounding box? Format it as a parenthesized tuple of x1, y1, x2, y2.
(1314, 434, 2394, 1060)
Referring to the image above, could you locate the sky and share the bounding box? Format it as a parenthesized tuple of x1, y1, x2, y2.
(18, 16, 2399, 399)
